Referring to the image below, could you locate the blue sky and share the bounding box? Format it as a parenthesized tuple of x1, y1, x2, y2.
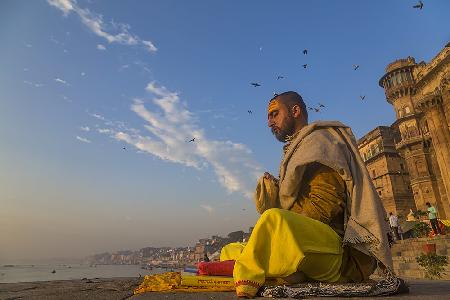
(1, 0, 449, 263)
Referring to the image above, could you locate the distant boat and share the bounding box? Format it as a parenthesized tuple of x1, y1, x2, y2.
(3, 265, 15, 267)
(51, 270, 56, 274)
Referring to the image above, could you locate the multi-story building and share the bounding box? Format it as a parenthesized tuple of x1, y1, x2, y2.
(358, 126, 415, 217)
(359, 42, 449, 219)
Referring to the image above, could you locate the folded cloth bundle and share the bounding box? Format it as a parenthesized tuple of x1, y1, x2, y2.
(133, 272, 235, 295)
(197, 260, 235, 276)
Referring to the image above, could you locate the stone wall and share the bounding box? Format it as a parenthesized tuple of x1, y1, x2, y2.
(391, 235, 450, 280)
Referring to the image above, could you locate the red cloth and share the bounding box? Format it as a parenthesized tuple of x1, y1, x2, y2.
(197, 260, 235, 276)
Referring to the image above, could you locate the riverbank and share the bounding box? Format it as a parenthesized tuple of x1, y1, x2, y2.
(2, 277, 450, 299)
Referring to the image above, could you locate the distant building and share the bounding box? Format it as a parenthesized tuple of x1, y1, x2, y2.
(141, 247, 156, 258)
(194, 242, 206, 261)
(359, 43, 450, 218)
(358, 126, 415, 217)
(227, 230, 244, 242)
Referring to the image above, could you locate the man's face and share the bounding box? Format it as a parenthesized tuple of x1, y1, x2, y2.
(267, 99, 295, 142)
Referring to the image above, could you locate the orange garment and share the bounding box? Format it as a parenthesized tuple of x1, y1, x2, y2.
(133, 272, 235, 295)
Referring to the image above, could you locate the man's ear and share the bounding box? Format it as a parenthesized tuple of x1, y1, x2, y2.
(291, 105, 302, 118)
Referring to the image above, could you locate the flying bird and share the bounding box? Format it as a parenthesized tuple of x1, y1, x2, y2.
(314, 108, 320, 112)
(188, 138, 196, 142)
(277, 75, 284, 80)
(360, 95, 366, 100)
(413, 1, 423, 9)
(122, 147, 126, 150)
(251, 82, 261, 87)
(353, 64, 360, 70)
(248, 110, 253, 114)
(318, 103, 325, 108)
(303, 49, 308, 55)
(302, 64, 308, 69)
(307, 106, 314, 111)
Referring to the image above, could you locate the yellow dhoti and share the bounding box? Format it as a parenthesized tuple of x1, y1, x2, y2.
(221, 208, 344, 297)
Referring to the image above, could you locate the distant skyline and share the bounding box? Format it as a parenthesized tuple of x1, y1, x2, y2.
(1, 0, 449, 263)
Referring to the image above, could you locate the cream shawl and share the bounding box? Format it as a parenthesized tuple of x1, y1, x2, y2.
(255, 121, 393, 270)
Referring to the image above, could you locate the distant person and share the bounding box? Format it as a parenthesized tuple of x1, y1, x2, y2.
(407, 209, 416, 221)
(203, 251, 210, 262)
(426, 202, 441, 235)
(389, 212, 400, 240)
(397, 224, 404, 240)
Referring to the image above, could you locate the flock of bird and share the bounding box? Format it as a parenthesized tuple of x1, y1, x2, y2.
(183, 2, 425, 144)
(249, 47, 364, 114)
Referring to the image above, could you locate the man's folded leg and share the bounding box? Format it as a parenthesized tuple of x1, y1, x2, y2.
(233, 208, 343, 297)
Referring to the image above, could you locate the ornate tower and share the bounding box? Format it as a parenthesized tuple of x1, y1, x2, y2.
(379, 45, 450, 218)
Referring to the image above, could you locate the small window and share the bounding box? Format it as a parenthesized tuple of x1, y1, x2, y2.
(372, 170, 376, 178)
(378, 190, 382, 196)
(400, 163, 404, 170)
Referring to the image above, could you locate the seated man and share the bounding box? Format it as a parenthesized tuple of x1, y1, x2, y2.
(221, 91, 393, 298)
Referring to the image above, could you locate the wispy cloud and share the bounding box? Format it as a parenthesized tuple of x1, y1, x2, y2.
(142, 40, 157, 53)
(200, 204, 214, 214)
(133, 60, 151, 73)
(91, 113, 105, 121)
(24, 80, 44, 88)
(76, 136, 91, 143)
(119, 64, 130, 71)
(96, 44, 106, 50)
(55, 78, 70, 85)
(80, 126, 90, 132)
(47, 0, 157, 53)
(97, 128, 112, 134)
(97, 82, 262, 198)
(81, 72, 86, 76)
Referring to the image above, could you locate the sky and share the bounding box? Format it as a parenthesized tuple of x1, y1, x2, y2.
(1, 0, 449, 264)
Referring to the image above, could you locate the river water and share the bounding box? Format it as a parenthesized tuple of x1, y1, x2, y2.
(0, 264, 167, 283)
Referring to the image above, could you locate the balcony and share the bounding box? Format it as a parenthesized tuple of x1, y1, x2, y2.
(395, 134, 424, 150)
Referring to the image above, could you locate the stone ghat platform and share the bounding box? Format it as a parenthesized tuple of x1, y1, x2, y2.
(2, 277, 450, 299)
(391, 235, 450, 280)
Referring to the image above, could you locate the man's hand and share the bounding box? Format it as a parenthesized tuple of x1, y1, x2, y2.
(264, 172, 279, 184)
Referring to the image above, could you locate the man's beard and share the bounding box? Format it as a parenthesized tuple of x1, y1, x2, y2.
(271, 119, 295, 142)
